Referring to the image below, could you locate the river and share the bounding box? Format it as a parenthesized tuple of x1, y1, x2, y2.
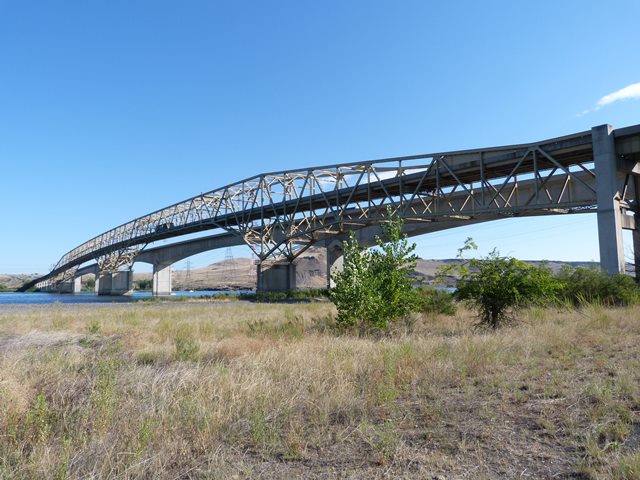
(0, 291, 250, 305)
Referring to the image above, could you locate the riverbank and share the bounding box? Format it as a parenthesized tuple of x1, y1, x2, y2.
(1, 302, 638, 478)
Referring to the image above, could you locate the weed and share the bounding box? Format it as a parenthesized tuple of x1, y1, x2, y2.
(87, 319, 102, 334)
(92, 357, 119, 435)
(614, 451, 640, 479)
(137, 351, 160, 365)
(26, 392, 53, 443)
(173, 327, 200, 361)
(246, 316, 305, 339)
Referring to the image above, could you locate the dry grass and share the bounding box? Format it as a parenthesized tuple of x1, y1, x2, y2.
(1, 301, 640, 479)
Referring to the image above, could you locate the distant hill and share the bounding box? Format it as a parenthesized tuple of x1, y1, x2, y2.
(4, 253, 621, 293)
(0, 273, 40, 291)
(133, 258, 256, 291)
(132, 248, 607, 291)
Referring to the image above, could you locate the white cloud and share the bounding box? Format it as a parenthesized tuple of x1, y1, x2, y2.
(577, 82, 640, 116)
(596, 82, 640, 108)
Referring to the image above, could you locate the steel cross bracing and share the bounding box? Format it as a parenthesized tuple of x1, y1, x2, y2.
(40, 128, 637, 284)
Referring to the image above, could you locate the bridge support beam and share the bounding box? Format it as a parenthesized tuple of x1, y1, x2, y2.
(257, 262, 296, 293)
(153, 263, 172, 296)
(97, 270, 133, 296)
(594, 124, 625, 274)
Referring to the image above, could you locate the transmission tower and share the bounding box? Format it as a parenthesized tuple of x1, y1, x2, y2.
(184, 260, 192, 283)
(248, 253, 258, 285)
(222, 248, 235, 285)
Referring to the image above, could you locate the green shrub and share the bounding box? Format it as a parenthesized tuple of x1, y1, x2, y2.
(445, 239, 562, 329)
(135, 279, 153, 291)
(330, 208, 422, 331)
(82, 278, 95, 292)
(555, 266, 640, 306)
(417, 287, 457, 316)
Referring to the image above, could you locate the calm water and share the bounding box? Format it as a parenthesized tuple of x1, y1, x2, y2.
(0, 291, 251, 305)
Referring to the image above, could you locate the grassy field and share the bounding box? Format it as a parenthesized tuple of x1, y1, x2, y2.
(1, 301, 639, 479)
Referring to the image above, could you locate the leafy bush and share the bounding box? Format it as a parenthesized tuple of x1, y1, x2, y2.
(135, 279, 153, 291)
(82, 278, 95, 292)
(555, 266, 640, 306)
(445, 239, 562, 328)
(417, 287, 457, 316)
(330, 208, 422, 331)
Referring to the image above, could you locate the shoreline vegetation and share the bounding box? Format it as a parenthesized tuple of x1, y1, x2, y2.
(1, 301, 640, 478)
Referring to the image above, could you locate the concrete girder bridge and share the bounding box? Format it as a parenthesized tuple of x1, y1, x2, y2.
(25, 123, 640, 295)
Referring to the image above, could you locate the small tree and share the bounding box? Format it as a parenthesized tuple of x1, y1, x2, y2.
(444, 239, 561, 328)
(330, 208, 421, 331)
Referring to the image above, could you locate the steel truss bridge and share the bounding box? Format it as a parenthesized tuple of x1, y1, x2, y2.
(25, 123, 640, 294)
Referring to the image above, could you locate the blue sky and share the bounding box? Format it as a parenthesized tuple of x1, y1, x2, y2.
(1, 0, 639, 274)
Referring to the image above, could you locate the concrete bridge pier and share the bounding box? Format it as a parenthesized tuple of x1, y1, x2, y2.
(152, 263, 172, 296)
(594, 124, 626, 275)
(97, 270, 134, 296)
(57, 282, 73, 293)
(634, 212, 640, 281)
(57, 277, 82, 294)
(326, 241, 344, 289)
(257, 261, 296, 292)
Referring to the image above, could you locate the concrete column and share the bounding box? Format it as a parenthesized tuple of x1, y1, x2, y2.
(58, 280, 75, 294)
(257, 262, 296, 293)
(634, 213, 640, 283)
(97, 272, 112, 295)
(152, 263, 172, 296)
(593, 124, 625, 274)
(97, 270, 134, 296)
(54, 276, 82, 294)
(326, 242, 344, 289)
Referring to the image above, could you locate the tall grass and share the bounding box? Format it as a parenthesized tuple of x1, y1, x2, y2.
(0, 302, 639, 478)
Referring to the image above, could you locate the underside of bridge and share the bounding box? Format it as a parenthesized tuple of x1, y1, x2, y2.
(29, 122, 640, 295)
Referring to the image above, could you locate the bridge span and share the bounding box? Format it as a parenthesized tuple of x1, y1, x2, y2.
(28, 123, 640, 295)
